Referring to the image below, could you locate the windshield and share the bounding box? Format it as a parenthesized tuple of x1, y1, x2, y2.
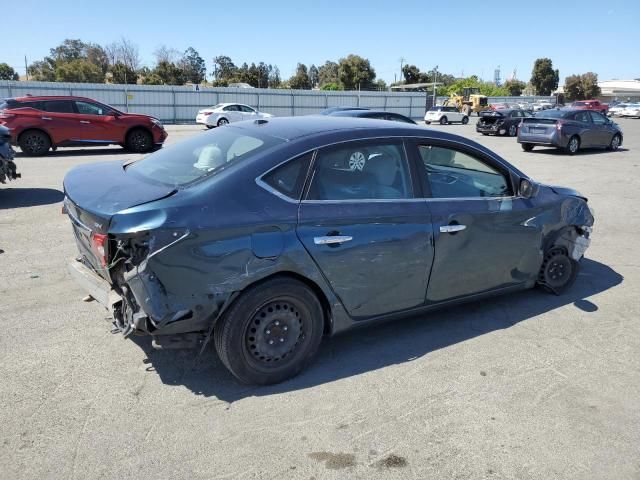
(127, 126, 284, 187)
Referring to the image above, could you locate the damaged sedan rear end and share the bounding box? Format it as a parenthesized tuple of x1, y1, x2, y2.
(64, 117, 595, 385)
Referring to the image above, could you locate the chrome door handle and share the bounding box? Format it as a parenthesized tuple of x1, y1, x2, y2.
(79, 120, 90, 124)
(314, 235, 353, 245)
(439, 224, 466, 233)
(41, 116, 52, 120)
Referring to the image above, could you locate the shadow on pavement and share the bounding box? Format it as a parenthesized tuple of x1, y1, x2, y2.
(0, 187, 64, 209)
(528, 147, 629, 156)
(131, 258, 622, 401)
(15, 148, 128, 158)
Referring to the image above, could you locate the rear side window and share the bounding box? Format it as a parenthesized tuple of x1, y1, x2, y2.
(43, 100, 74, 113)
(306, 141, 412, 200)
(127, 125, 284, 187)
(262, 152, 313, 200)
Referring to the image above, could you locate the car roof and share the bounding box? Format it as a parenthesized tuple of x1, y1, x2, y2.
(11, 95, 97, 102)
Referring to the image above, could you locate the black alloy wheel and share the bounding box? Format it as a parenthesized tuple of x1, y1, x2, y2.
(508, 124, 518, 136)
(18, 130, 51, 156)
(125, 129, 153, 153)
(440, 116, 448, 125)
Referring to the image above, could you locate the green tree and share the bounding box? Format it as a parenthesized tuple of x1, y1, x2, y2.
(153, 60, 185, 85)
(402, 64, 421, 84)
(504, 79, 526, 96)
(374, 78, 387, 91)
(318, 61, 339, 87)
(109, 62, 138, 84)
(268, 66, 281, 88)
(338, 54, 376, 90)
(0, 63, 19, 80)
(212, 55, 237, 84)
(50, 39, 88, 62)
(28, 59, 56, 81)
(308, 64, 319, 88)
(181, 47, 206, 84)
(288, 63, 310, 89)
(55, 59, 104, 83)
(320, 82, 342, 91)
(563, 72, 601, 101)
(530, 58, 559, 95)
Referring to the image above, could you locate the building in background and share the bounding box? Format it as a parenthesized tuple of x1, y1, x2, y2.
(598, 80, 640, 101)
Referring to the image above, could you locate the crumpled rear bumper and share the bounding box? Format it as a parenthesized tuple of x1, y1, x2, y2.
(67, 258, 120, 312)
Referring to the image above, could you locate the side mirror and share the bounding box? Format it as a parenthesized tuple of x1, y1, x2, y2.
(110, 110, 121, 117)
(519, 178, 537, 199)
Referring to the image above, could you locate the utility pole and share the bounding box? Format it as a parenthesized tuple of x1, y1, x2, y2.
(399, 57, 405, 84)
(24, 56, 28, 81)
(433, 65, 438, 107)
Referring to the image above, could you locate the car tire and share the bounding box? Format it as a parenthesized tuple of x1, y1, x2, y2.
(206, 125, 214, 130)
(521, 143, 534, 152)
(440, 116, 448, 125)
(18, 130, 51, 156)
(213, 277, 324, 385)
(217, 118, 229, 127)
(508, 124, 518, 136)
(125, 128, 153, 153)
(608, 134, 621, 151)
(565, 135, 580, 155)
(461, 116, 469, 125)
(537, 248, 579, 295)
(425, 121, 431, 125)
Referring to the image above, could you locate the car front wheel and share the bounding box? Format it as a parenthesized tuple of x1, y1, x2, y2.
(461, 116, 469, 125)
(214, 277, 324, 385)
(521, 143, 534, 152)
(608, 134, 621, 151)
(440, 116, 448, 125)
(125, 128, 153, 153)
(537, 248, 579, 295)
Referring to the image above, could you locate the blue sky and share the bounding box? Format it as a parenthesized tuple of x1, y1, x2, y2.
(4, 0, 639, 84)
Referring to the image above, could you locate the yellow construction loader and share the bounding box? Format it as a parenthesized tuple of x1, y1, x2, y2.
(443, 88, 490, 116)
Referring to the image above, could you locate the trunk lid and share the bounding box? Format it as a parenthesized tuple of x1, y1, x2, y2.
(64, 160, 177, 278)
(521, 117, 558, 134)
(478, 111, 504, 125)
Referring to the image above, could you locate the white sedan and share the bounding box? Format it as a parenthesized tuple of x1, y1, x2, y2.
(424, 106, 469, 125)
(195, 103, 273, 128)
(618, 104, 640, 118)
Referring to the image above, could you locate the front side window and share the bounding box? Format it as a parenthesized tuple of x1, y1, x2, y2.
(590, 111, 607, 124)
(239, 105, 255, 113)
(307, 141, 412, 200)
(419, 145, 511, 198)
(127, 125, 284, 187)
(75, 101, 109, 116)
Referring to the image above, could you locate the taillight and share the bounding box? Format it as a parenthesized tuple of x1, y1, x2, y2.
(203, 112, 212, 116)
(90, 232, 108, 267)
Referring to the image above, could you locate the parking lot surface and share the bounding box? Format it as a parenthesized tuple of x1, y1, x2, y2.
(1, 119, 639, 479)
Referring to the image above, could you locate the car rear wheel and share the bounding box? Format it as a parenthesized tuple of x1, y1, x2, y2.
(608, 134, 621, 151)
(565, 136, 580, 155)
(425, 121, 431, 125)
(440, 116, 448, 125)
(206, 125, 214, 130)
(125, 128, 153, 153)
(521, 143, 534, 152)
(462, 116, 469, 125)
(217, 118, 229, 127)
(508, 124, 518, 136)
(18, 130, 51, 156)
(214, 277, 324, 385)
(537, 248, 579, 295)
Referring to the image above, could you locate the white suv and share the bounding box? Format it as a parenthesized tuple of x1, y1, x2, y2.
(424, 106, 469, 125)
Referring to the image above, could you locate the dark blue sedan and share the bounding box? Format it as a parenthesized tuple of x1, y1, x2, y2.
(64, 116, 594, 384)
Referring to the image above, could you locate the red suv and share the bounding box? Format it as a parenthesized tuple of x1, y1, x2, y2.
(0, 96, 168, 156)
